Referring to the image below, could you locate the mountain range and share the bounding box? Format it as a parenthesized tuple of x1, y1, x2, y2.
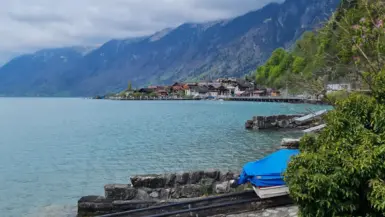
(0, 0, 340, 96)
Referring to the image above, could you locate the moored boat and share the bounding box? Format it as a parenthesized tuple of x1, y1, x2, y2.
(237, 149, 299, 198)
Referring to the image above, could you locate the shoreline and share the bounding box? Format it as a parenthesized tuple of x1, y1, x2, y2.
(96, 96, 329, 105)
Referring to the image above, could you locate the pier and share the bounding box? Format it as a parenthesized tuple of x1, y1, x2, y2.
(102, 96, 325, 104)
(219, 96, 323, 104)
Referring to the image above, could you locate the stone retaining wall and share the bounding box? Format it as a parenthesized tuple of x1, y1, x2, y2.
(245, 115, 304, 130)
(78, 170, 241, 216)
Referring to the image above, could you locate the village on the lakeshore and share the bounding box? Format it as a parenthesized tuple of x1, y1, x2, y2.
(97, 77, 353, 101)
(100, 78, 278, 100)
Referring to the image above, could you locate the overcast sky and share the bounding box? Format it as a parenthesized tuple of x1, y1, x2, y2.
(0, 0, 282, 64)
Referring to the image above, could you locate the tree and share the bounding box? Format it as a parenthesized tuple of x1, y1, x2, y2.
(132, 92, 142, 98)
(149, 92, 158, 98)
(255, 48, 293, 89)
(285, 1, 385, 216)
(127, 81, 132, 91)
(254, 32, 323, 92)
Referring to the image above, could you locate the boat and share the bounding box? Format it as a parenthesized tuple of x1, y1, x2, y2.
(252, 185, 290, 199)
(237, 149, 299, 198)
(303, 124, 326, 133)
(294, 109, 328, 125)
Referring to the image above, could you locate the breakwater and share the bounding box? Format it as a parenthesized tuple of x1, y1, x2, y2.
(78, 170, 242, 216)
(245, 110, 327, 131)
(245, 114, 304, 130)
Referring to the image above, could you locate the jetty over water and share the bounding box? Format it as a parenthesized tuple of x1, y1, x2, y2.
(219, 96, 323, 104)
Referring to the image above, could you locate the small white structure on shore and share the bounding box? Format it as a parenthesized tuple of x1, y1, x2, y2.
(294, 109, 328, 125)
(327, 83, 352, 93)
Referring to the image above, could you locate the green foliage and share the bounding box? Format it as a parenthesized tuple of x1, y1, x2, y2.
(255, 31, 321, 91)
(286, 93, 385, 216)
(127, 81, 132, 91)
(325, 90, 350, 105)
(285, 1, 385, 216)
(148, 92, 158, 97)
(255, 48, 294, 88)
(291, 57, 306, 74)
(132, 92, 142, 98)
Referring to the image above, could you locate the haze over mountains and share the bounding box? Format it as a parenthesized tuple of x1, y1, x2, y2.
(0, 0, 340, 96)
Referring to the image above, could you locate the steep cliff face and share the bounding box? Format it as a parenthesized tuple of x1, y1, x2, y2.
(0, 0, 340, 96)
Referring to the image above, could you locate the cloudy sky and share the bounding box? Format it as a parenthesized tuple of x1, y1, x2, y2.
(0, 0, 282, 64)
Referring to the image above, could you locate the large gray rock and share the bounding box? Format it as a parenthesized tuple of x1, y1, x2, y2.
(189, 171, 204, 184)
(130, 175, 166, 188)
(204, 170, 221, 181)
(159, 188, 171, 200)
(134, 189, 152, 201)
(104, 184, 137, 200)
(215, 181, 231, 194)
(220, 171, 237, 182)
(165, 173, 176, 187)
(175, 172, 189, 185)
(245, 120, 254, 129)
(149, 191, 159, 198)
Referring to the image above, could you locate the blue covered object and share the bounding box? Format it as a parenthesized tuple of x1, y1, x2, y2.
(237, 149, 299, 187)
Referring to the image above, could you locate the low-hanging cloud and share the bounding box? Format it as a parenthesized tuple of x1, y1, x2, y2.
(0, 0, 282, 64)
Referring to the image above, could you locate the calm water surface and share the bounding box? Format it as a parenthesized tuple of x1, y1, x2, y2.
(0, 98, 328, 217)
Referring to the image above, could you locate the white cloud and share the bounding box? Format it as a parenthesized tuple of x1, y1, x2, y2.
(0, 0, 282, 64)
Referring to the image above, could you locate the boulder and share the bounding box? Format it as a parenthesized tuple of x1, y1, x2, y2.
(189, 171, 204, 184)
(130, 175, 166, 188)
(133, 189, 152, 201)
(165, 173, 176, 187)
(215, 181, 231, 194)
(278, 119, 290, 128)
(149, 191, 159, 199)
(204, 169, 221, 181)
(220, 171, 236, 182)
(159, 188, 171, 200)
(104, 184, 137, 200)
(175, 172, 189, 185)
(245, 120, 254, 129)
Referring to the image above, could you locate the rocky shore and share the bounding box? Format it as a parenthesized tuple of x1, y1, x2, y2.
(78, 169, 242, 216)
(245, 110, 327, 131)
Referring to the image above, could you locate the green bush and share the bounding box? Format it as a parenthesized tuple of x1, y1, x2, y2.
(285, 93, 385, 216)
(325, 90, 350, 105)
(285, 0, 385, 216)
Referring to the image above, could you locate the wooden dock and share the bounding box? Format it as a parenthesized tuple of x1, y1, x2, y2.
(219, 96, 324, 104)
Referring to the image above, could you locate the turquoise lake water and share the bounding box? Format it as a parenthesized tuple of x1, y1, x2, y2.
(0, 98, 328, 217)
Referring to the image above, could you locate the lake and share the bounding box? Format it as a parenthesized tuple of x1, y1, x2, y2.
(0, 98, 328, 217)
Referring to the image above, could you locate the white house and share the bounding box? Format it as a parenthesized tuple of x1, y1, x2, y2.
(327, 83, 352, 93)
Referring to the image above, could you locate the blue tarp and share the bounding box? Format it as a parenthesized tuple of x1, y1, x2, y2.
(237, 149, 299, 187)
